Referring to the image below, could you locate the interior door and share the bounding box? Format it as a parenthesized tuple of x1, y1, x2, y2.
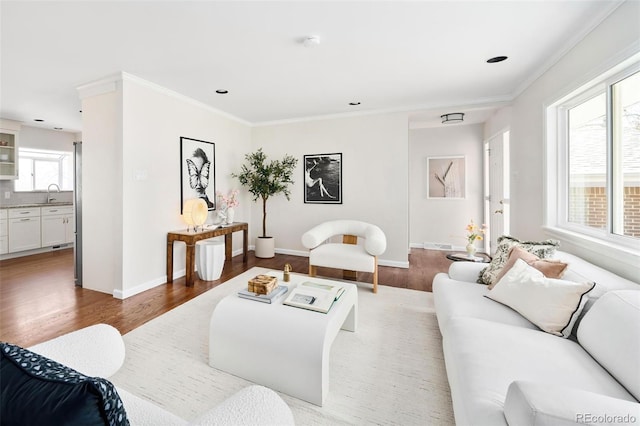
(484, 130, 510, 254)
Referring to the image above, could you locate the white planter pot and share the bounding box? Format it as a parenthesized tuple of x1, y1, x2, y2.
(255, 237, 275, 258)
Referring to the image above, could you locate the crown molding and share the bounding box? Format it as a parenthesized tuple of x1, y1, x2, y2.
(77, 71, 251, 127)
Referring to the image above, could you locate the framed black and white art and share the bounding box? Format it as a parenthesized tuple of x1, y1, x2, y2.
(304, 153, 342, 204)
(427, 156, 466, 199)
(180, 137, 216, 213)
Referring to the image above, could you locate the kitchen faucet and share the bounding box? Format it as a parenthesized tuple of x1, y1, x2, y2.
(47, 183, 61, 203)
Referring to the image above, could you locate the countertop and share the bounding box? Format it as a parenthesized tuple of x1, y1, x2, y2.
(1, 202, 73, 209)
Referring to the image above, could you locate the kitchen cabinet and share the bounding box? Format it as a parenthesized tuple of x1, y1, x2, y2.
(0, 130, 18, 180)
(41, 206, 74, 246)
(8, 208, 41, 252)
(0, 209, 7, 254)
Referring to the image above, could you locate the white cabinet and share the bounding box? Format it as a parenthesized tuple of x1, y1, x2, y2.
(0, 125, 19, 180)
(41, 206, 74, 246)
(8, 208, 41, 252)
(0, 209, 7, 254)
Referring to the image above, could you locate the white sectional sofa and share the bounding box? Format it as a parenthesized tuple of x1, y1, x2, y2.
(4, 324, 294, 425)
(433, 250, 640, 426)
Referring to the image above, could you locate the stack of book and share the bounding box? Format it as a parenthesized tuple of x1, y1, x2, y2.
(238, 274, 287, 303)
(238, 285, 288, 303)
(283, 281, 346, 314)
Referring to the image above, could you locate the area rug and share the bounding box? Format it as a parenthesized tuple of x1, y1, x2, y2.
(110, 267, 454, 425)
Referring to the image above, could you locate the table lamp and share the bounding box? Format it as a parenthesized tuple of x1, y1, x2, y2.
(183, 198, 208, 231)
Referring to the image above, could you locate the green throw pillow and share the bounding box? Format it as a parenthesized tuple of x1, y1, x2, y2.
(478, 235, 560, 286)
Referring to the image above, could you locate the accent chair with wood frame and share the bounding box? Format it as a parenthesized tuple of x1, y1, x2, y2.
(301, 220, 387, 293)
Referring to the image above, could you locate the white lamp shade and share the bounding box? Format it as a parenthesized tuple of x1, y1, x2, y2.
(183, 198, 208, 226)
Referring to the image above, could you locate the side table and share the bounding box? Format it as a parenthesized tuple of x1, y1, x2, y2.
(167, 222, 248, 286)
(446, 252, 491, 263)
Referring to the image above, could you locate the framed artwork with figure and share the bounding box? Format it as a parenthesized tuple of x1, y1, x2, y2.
(304, 153, 342, 204)
(180, 137, 216, 213)
(427, 156, 465, 199)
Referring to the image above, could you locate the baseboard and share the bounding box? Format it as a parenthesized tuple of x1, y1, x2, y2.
(114, 248, 247, 300)
(113, 274, 172, 300)
(0, 243, 73, 260)
(411, 242, 467, 252)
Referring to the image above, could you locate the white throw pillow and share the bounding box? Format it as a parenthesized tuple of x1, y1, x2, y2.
(486, 259, 596, 337)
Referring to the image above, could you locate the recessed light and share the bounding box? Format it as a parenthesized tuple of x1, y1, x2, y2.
(34, 119, 44, 122)
(215, 90, 229, 94)
(349, 102, 361, 106)
(303, 36, 320, 48)
(487, 56, 508, 63)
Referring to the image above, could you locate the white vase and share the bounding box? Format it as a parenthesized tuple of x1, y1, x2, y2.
(226, 207, 235, 224)
(465, 243, 477, 258)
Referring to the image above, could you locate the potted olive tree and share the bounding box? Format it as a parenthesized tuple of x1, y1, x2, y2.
(233, 148, 298, 258)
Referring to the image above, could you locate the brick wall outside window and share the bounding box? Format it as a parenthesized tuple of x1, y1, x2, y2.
(569, 186, 640, 237)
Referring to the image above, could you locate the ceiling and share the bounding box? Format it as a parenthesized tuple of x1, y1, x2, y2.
(0, 1, 624, 132)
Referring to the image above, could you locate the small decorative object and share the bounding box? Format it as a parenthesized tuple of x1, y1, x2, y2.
(180, 137, 216, 213)
(283, 263, 292, 282)
(466, 243, 477, 258)
(248, 274, 278, 295)
(465, 220, 486, 258)
(303, 153, 342, 204)
(217, 189, 239, 224)
(427, 156, 466, 199)
(233, 148, 298, 258)
(182, 198, 208, 232)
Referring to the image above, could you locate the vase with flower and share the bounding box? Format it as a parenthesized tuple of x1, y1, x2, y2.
(216, 189, 239, 224)
(465, 220, 486, 258)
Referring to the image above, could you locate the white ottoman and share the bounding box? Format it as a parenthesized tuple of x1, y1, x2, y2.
(196, 239, 225, 281)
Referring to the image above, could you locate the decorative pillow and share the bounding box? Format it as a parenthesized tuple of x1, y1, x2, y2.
(478, 235, 560, 286)
(0, 342, 129, 426)
(485, 259, 595, 337)
(489, 246, 568, 289)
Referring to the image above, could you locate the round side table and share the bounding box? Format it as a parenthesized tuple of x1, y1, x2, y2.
(445, 252, 491, 263)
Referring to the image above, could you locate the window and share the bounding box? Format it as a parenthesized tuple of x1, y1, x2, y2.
(549, 61, 639, 248)
(14, 148, 73, 192)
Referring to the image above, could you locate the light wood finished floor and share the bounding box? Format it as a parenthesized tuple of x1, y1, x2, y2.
(0, 248, 453, 347)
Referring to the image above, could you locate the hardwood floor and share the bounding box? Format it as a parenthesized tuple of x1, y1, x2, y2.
(0, 248, 453, 348)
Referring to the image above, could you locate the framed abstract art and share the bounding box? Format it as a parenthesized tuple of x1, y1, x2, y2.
(427, 156, 466, 199)
(304, 153, 342, 204)
(180, 137, 216, 213)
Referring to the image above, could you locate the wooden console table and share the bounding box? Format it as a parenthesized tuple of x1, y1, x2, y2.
(167, 222, 248, 286)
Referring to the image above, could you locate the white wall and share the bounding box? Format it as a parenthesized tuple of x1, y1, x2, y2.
(80, 74, 252, 297)
(20, 125, 76, 152)
(486, 0, 640, 280)
(81, 87, 124, 295)
(409, 123, 484, 249)
(483, 107, 511, 140)
(251, 113, 409, 267)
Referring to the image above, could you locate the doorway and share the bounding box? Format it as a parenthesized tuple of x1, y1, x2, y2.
(483, 130, 510, 253)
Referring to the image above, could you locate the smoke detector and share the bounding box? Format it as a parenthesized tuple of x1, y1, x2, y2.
(303, 36, 320, 48)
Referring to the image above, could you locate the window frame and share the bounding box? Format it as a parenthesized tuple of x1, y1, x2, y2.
(14, 148, 73, 192)
(546, 59, 640, 253)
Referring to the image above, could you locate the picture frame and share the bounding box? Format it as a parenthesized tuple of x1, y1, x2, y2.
(304, 153, 342, 204)
(180, 137, 216, 213)
(427, 156, 466, 199)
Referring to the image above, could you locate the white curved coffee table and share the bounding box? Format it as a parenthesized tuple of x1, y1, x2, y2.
(209, 270, 358, 406)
